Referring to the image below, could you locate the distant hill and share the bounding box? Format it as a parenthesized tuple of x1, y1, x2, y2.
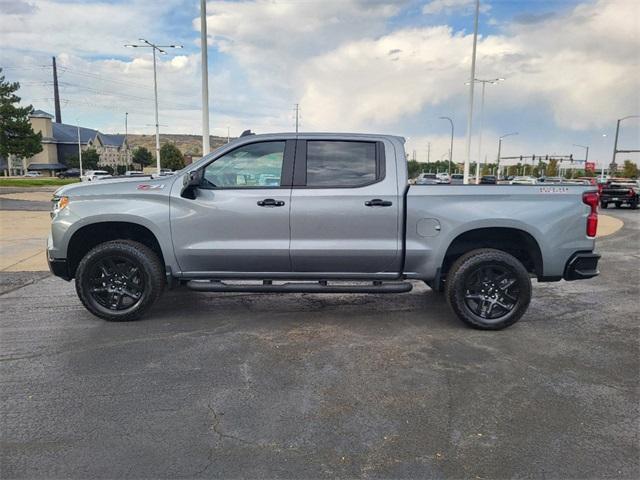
(126, 134, 232, 157)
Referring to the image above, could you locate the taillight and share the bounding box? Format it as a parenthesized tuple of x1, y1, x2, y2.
(583, 191, 599, 237)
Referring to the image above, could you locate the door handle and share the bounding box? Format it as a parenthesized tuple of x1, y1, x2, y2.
(257, 198, 285, 207)
(365, 199, 393, 207)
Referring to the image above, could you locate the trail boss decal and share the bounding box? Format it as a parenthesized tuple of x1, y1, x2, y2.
(538, 186, 571, 193)
(137, 184, 165, 191)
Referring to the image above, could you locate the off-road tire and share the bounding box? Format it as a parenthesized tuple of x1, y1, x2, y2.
(75, 240, 164, 321)
(630, 200, 638, 210)
(600, 201, 608, 209)
(445, 248, 532, 330)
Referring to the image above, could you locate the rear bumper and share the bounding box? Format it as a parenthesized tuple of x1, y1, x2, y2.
(47, 251, 71, 281)
(563, 252, 600, 281)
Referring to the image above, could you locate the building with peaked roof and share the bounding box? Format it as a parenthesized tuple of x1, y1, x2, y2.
(9, 110, 131, 175)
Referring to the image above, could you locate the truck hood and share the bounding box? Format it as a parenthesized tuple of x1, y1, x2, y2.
(54, 176, 176, 198)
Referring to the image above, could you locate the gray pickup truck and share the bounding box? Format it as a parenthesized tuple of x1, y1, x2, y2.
(48, 132, 601, 329)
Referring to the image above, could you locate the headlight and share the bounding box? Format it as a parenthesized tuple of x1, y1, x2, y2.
(51, 195, 69, 217)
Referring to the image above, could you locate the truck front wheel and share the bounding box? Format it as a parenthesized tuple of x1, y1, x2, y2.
(75, 240, 164, 321)
(445, 248, 531, 330)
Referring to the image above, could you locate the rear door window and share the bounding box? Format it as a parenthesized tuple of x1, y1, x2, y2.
(305, 141, 378, 187)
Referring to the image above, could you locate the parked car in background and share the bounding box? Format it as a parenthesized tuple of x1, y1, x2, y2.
(415, 173, 438, 185)
(576, 177, 597, 185)
(600, 181, 638, 209)
(511, 176, 537, 185)
(24, 171, 42, 177)
(480, 175, 497, 184)
(159, 169, 174, 176)
(124, 171, 148, 177)
(436, 173, 451, 184)
(57, 168, 81, 179)
(451, 173, 464, 185)
(539, 176, 562, 184)
(48, 132, 600, 330)
(81, 170, 111, 182)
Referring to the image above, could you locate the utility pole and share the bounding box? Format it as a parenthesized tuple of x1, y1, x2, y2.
(294, 103, 300, 133)
(227, 126, 230, 143)
(427, 142, 431, 163)
(439, 117, 454, 176)
(200, 0, 210, 156)
(125, 39, 183, 175)
(52, 57, 61, 123)
(463, 0, 480, 184)
(77, 122, 83, 177)
(496, 132, 518, 178)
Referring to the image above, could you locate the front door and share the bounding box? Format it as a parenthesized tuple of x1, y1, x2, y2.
(289, 139, 401, 274)
(170, 140, 294, 274)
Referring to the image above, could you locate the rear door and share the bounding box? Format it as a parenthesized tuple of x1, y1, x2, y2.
(170, 139, 294, 274)
(289, 138, 401, 274)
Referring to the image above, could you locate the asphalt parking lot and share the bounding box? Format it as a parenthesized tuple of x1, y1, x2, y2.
(1, 209, 638, 479)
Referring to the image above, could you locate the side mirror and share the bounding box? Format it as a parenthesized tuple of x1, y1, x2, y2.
(181, 169, 203, 199)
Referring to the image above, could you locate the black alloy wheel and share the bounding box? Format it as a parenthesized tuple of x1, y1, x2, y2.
(462, 265, 519, 321)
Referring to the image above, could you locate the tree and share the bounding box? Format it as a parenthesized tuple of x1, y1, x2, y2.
(622, 160, 638, 179)
(0, 68, 42, 166)
(132, 146, 153, 169)
(160, 143, 184, 170)
(407, 159, 422, 179)
(82, 148, 100, 170)
(546, 159, 558, 177)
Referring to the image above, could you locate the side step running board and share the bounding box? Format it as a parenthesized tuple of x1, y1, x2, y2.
(186, 280, 413, 294)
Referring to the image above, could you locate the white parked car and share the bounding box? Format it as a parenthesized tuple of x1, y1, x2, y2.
(24, 171, 42, 177)
(81, 170, 111, 182)
(510, 176, 537, 185)
(436, 173, 451, 184)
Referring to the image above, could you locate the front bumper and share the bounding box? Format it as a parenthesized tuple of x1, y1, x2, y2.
(563, 252, 600, 281)
(47, 251, 71, 281)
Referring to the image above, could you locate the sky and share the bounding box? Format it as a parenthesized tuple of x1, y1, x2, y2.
(1, 0, 639, 168)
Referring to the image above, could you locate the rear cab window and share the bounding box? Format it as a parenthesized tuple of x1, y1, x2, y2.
(295, 140, 384, 188)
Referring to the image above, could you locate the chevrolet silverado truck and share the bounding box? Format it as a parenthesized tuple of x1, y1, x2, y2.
(48, 133, 601, 330)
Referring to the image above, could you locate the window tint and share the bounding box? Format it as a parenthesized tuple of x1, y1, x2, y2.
(203, 141, 285, 188)
(306, 141, 377, 187)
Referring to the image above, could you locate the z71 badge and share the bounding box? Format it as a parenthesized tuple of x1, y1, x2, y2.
(137, 184, 165, 190)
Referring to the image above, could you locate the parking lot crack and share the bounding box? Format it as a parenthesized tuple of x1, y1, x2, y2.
(207, 404, 254, 446)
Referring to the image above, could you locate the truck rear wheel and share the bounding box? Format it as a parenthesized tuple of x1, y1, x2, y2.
(75, 240, 164, 321)
(445, 248, 531, 330)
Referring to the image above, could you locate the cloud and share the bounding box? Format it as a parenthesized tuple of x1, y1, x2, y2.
(294, 0, 639, 133)
(422, 0, 491, 16)
(512, 11, 556, 24)
(0, 0, 37, 15)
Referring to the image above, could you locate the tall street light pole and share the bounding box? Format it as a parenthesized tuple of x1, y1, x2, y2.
(463, 0, 480, 184)
(200, 0, 210, 156)
(439, 116, 454, 176)
(496, 132, 518, 178)
(467, 77, 504, 183)
(611, 115, 639, 170)
(125, 39, 183, 175)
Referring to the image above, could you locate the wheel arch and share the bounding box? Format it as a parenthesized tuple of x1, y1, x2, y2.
(440, 226, 543, 279)
(66, 221, 166, 279)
